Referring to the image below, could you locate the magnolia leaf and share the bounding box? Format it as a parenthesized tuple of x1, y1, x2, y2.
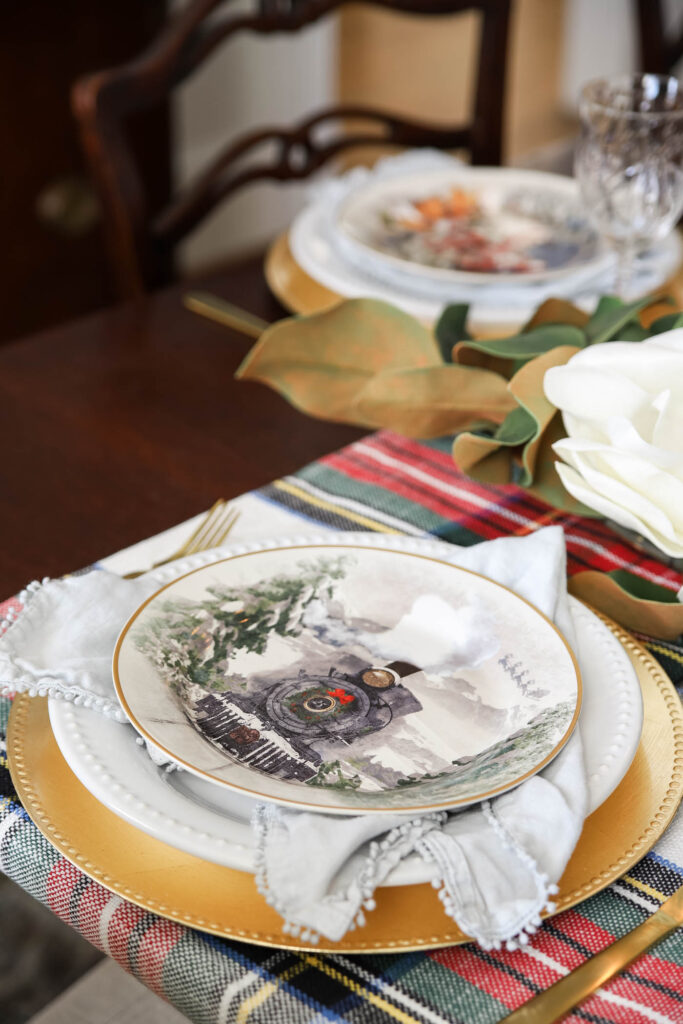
(523, 298, 590, 331)
(453, 344, 581, 486)
(451, 432, 513, 482)
(435, 304, 471, 362)
(354, 364, 516, 439)
(648, 312, 683, 335)
(510, 345, 581, 485)
(452, 407, 535, 477)
(568, 570, 683, 640)
(523, 413, 600, 515)
(585, 293, 670, 345)
(493, 405, 536, 445)
(615, 321, 649, 341)
(453, 324, 586, 367)
(236, 298, 441, 425)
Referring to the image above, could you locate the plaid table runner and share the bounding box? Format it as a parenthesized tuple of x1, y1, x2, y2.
(1, 430, 682, 1024)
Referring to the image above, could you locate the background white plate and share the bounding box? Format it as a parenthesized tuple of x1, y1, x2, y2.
(290, 196, 682, 331)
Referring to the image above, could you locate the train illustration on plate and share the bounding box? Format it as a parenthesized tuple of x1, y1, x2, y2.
(191, 661, 423, 782)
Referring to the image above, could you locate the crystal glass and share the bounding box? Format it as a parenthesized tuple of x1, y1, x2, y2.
(574, 74, 683, 297)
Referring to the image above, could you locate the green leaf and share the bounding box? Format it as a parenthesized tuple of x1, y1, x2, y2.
(435, 304, 471, 362)
(608, 569, 682, 604)
(454, 324, 587, 363)
(648, 312, 683, 335)
(493, 406, 536, 446)
(585, 294, 671, 345)
(615, 321, 649, 341)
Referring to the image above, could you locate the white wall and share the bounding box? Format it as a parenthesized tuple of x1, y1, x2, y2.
(172, 5, 338, 272)
(562, 0, 683, 110)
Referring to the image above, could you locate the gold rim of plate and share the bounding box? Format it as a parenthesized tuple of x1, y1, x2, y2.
(8, 612, 683, 954)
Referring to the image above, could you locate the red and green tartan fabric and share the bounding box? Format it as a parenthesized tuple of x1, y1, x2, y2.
(1, 430, 682, 1024)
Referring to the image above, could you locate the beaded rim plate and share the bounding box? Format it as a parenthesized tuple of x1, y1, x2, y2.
(112, 542, 582, 814)
(48, 597, 641, 882)
(8, 618, 683, 953)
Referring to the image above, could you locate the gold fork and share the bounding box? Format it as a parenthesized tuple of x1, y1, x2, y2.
(124, 500, 240, 579)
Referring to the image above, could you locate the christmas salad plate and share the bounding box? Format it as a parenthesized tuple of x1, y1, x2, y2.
(113, 542, 582, 814)
(333, 167, 609, 289)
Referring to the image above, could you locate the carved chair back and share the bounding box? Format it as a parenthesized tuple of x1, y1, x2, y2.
(72, 0, 512, 298)
(636, 0, 683, 75)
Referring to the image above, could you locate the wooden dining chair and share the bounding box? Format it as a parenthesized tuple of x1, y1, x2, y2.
(72, 0, 512, 300)
(636, 0, 683, 75)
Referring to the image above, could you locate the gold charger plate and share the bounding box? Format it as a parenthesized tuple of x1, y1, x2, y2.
(264, 233, 342, 316)
(8, 617, 683, 954)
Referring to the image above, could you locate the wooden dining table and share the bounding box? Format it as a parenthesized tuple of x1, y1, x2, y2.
(0, 256, 365, 597)
(2, 253, 683, 1024)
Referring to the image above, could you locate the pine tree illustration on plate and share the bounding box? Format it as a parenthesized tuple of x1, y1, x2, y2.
(133, 557, 347, 696)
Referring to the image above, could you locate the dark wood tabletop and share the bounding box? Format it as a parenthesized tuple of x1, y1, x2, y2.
(0, 256, 365, 597)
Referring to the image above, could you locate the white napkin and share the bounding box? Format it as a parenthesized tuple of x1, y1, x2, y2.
(253, 527, 587, 948)
(0, 573, 171, 764)
(0, 527, 586, 949)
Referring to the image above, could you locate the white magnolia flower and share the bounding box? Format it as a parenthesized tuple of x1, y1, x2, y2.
(543, 328, 683, 558)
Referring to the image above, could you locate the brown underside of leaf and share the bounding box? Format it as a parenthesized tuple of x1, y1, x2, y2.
(568, 572, 683, 640)
(236, 299, 441, 424)
(509, 344, 580, 480)
(355, 364, 516, 439)
(452, 345, 581, 492)
(523, 298, 590, 331)
(452, 433, 511, 482)
(451, 344, 515, 378)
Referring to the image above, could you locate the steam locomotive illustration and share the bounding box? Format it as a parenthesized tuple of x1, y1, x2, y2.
(191, 661, 423, 782)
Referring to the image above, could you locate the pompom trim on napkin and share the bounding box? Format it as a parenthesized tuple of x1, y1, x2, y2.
(252, 801, 560, 951)
(0, 577, 177, 773)
(252, 803, 446, 944)
(416, 801, 559, 951)
(0, 579, 127, 719)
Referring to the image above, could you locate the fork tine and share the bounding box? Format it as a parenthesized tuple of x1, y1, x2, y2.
(199, 507, 240, 551)
(185, 506, 240, 555)
(175, 499, 227, 558)
(123, 501, 239, 578)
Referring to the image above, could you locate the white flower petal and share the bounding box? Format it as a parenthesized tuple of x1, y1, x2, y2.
(554, 463, 683, 559)
(652, 389, 683, 455)
(604, 416, 683, 476)
(545, 334, 683, 401)
(642, 327, 683, 353)
(544, 366, 650, 421)
(562, 412, 610, 445)
(594, 450, 683, 531)
(552, 441, 680, 539)
(547, 327, 683, 555)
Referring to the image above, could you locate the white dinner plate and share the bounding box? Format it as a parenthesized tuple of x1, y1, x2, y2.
(112, 540, 581, 814)
(289, 196, 682, 331)
(50, 539, 642, 884)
